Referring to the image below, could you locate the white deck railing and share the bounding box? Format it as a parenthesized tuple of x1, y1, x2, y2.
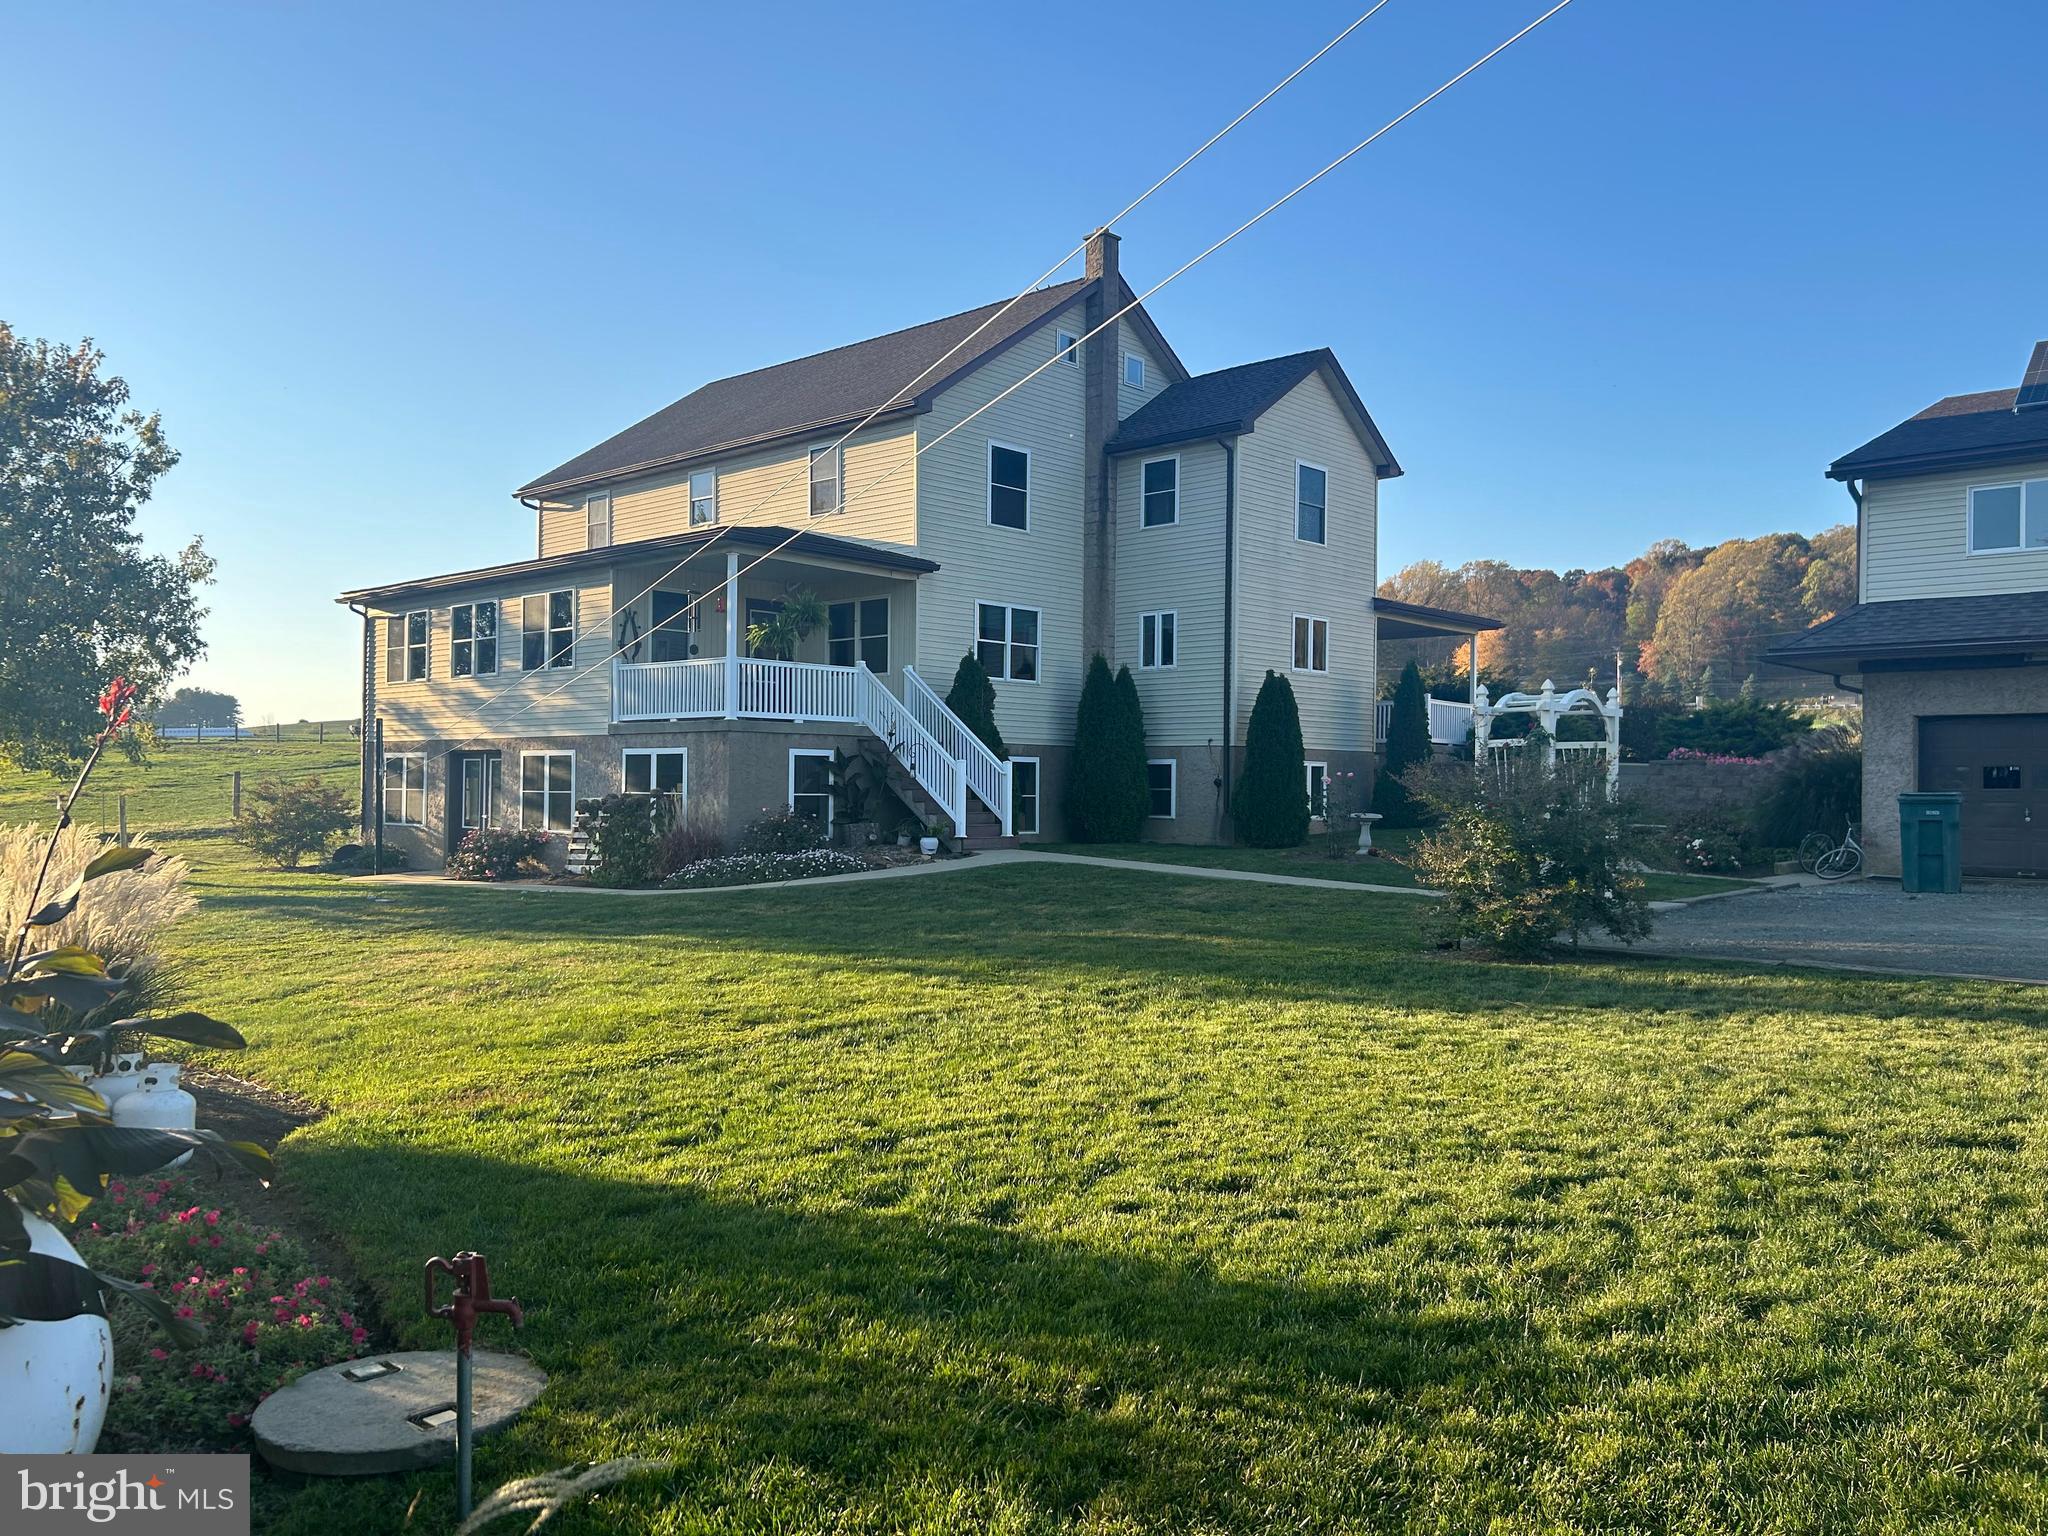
(902, 665, 1011, 836)
(1375, 695, 1475, 747)
(611, 657, 971, 837)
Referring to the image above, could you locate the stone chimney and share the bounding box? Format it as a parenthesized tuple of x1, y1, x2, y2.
(1081, 229, 1121, 663)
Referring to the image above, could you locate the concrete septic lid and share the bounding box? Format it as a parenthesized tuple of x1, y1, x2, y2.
(252, 1350, 546, 1476)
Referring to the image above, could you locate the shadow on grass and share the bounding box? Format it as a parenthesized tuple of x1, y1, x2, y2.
(184, 865, 2039, 1034)
(279, 1140, 1536, 1532)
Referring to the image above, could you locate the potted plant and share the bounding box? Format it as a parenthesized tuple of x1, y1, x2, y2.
(0, 678, 271, 1453)
(919, 816, 942, 858)
(896, 817, 920, 849)
(828, 751, 877, 849)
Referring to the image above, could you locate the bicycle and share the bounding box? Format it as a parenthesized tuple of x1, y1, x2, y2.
(1804, 817, 1863, 881)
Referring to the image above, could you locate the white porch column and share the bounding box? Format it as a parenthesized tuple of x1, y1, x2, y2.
(723, 550, 739, 720)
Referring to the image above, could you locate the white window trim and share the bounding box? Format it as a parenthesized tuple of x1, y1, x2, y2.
(1295, 459, 1329, 546)
(620, 747, 688, 807)
(585, 492, 612, 550)
(518, 750, 575, 832)
(450, 600, 499, 679)
(1146, 757, 1177, 819)
(827, 596, 891, 673)
(1966, 478, 2048, 556)
(1010, 755, 1041, 837)
(1292, 613, 1331, 674)
(518, 590, 576, 672)
(1140, 454, 1179, 529)
(381, 752, 426, 826)
(1124, 353, 1145, 390)
(809, 444, 842, 519)
(1055, 330, 1080, 367)
(986, 440, 1031, 532)
(1139, 610, 1177, 670)
(387, 610, 430, 683)
(976, 601, 1042, 684)
(1305, 760, 1329, 819)
(689, 467, 718, 526)
(789, 748, 834, 829)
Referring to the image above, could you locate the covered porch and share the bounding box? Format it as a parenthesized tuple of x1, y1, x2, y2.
(1371, 595, 1505, 747)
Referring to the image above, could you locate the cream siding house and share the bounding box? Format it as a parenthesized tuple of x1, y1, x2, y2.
(1767, 342, 2048, 878)
(339, 229, 1488, 867)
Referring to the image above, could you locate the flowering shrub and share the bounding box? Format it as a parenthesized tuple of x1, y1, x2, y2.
(662, 848, 869, 889)
(1664, 747, 1767, 766)
(74, 1175, 370, 1452)
(586, 794, 661, 888)
(447, 826, 552, 881)
(738, 809, 829, 855)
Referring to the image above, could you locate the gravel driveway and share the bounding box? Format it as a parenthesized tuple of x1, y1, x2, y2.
(1623, 880, 2048, 983)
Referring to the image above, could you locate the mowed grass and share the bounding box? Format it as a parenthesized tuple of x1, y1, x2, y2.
(1041, 834, 1762, 903)
(0, 738, 358, 835)
(144, 854, 2048, 1535)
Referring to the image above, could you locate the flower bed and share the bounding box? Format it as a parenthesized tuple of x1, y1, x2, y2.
(661, 847, 872, 889)
(74, 1175, 371, 1452)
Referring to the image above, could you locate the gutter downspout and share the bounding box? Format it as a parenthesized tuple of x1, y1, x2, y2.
(1218, 437, 1237, 842)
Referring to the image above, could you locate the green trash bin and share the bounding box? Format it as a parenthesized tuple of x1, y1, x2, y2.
(1897, 792, 1962, 893)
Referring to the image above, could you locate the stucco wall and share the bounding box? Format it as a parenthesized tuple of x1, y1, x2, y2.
(1860, 664, 2048, 876)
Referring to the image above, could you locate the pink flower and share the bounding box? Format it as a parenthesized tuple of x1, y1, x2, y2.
(142, 1192, 160, 1208)
(232, 1267, 247, 1276)
(149, 1347, 169, 1361)
(204, 1210, 221, 1226)
(243, 1322, 261, 1344)
(227, 1413, 247, 1428)
(175, 1305, 194, 1319)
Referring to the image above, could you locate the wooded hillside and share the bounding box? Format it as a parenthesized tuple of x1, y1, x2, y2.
(1379, 526, 1857, 700)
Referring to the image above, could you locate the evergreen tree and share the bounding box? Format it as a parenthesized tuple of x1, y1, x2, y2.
(1064, 654, 1147, 841)
(1371, 659, 1432, 827)
(943, 652, 1007, 759)
(1231, 670, 1308, 847)
(1111, 663, 1151, 835)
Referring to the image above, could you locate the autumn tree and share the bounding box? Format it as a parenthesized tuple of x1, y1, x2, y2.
(0, 325, 213, 768)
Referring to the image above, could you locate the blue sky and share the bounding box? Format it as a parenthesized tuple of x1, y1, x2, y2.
(6, 1, 2045, 722)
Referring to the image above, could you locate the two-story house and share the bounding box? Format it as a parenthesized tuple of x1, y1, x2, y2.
(1767, 341, 2048, 878)
(338, 230, 1493, 867)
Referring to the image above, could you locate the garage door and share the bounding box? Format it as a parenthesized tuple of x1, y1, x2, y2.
(1917, 714, 2048, 877)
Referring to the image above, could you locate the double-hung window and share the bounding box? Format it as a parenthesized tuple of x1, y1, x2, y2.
(1296, 462, 1328, 544)
(521, 591, 574, 671)
(585, 493, 611, 550)
(976, 602, 1040, 682)
(1139, 611, 1176, 669)
(1010, 757, 1040, 836)
(689, 468, 718, 526)
(827, 597, 890, 672)
(385, 611, 429, 682)
(1146, 759, 1176, 819)
(1141, 456, 1178, 527)
(1968, 479, 2048, 553)
(1292, 615, 1329, 673)
(789, 750, 833, 828)
(381, 753, 425, 826)
(519, 751, 574, 831)
(809, 445, 841, 518)
(622, 747, 687, 811)
(451, 601, 497, 677)
(988, 443, 1029, 530)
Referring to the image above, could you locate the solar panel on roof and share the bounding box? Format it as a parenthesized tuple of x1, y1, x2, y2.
(2017, 340, 2048, 410)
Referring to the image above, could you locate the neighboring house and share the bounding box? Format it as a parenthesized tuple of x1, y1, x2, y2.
(1768, 340, 2048, 878)
(338, 230, 1493, 867)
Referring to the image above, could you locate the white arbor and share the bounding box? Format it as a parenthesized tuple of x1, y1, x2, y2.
(1472, 680, 1624, 797)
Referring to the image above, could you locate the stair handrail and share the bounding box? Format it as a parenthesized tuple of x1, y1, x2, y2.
(855, 668, 966, 838)
(901, 665, 1012, 836)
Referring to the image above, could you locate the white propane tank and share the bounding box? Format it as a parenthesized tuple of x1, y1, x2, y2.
(112, 1063, 197, 1168)
(89, 1051, 149, 1108)
(0, 1211, 112, 1453)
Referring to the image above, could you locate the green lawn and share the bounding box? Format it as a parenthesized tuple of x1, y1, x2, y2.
(132, 851, 2048, 1534)
(1038, 834, 1762, 903)
(0, 737, 357, 836)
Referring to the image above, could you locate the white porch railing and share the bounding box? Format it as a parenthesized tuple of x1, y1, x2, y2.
(902, 665, 1011, 836)
(1374, 695, 1475, 746)
(611, 657, 971, 837)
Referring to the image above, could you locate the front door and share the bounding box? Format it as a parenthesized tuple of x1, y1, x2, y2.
(650, 589, 695, 662)
(448, 751, 500, 853)
(1917, 714, 2048, 876)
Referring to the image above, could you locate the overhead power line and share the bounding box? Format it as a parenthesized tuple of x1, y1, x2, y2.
(439, 0, 1579, 755)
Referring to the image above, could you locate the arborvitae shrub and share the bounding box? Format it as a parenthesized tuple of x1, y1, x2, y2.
(1232, 670, 1308, 847)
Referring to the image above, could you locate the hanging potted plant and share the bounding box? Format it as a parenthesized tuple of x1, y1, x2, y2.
(0, 678, 271, 1453)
